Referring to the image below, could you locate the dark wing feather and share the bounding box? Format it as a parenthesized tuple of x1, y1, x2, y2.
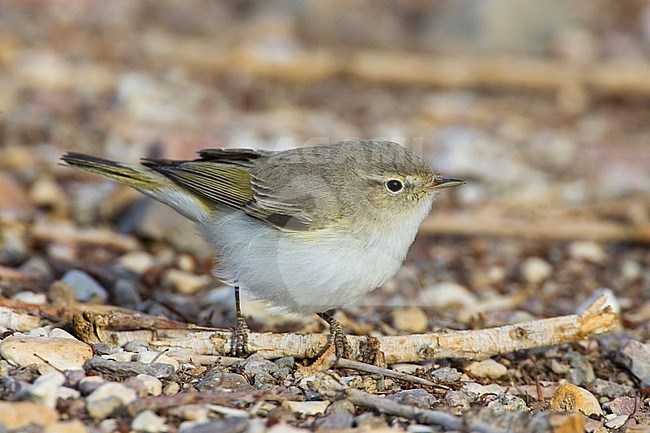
(141, 149, 313, 231)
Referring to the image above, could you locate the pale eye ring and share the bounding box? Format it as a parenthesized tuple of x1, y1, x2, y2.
(385, 179, 404, 193)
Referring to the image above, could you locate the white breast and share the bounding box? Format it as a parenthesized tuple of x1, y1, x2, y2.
(199, 196, 434, 315)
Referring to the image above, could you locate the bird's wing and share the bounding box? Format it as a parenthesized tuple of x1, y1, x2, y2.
(141, 149, 315, 231)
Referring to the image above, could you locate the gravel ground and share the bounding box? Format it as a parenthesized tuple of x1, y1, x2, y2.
(0, 2, 649, 432)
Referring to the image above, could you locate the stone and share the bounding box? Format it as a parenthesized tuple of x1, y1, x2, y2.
(563, 351, 595, 386)
(282, 401, 330, 415)
(168, 404, 209, 421)
(0, 228, 28, 266)
(429, 366, 462, 383)
(390, 363, 422, 375)
(123, 339, 150, 352)
(521, 257, 552, 284)
(195, 371, 253, 392)
(253, 371, 276, 390)
(179, 418, 249, 433)
(387, 389, 436, 409)
(0, 335, 92, 373)
(0, 401, 58, 429)
(422, 282, 477, 308)
(605, 396, 637, 417)
(112, 279, 142, 309)
(326, 399, 355, 414)
(444, 390, 470, 410)
(615, 339, 650, 387)
(131, 410, 168, 432)
(163, 269, 211, 295)
(119, 251, 155, 274)
(61, 269, 108, 303)
(44, 420, 89, 433)
(163, 381, 180, 395)
(86, 382, 137, 419)
(78, 376, 106, 396)
(315, 412, 353, 430)
(136, 374, 163, 396)
(48, 328, 78, 340)
(461, 382, 508, 399)
(590, 378, 634, 398)
(465, 359, 508, 379)
(27, 371, 65, 408)
(274, 356, 295, 370)
(568, 241, 605, 263)
(604, 415, 629, 430)
(136, 351, 180, 371)
(391, 307, 429, 333)
(550, 384, 603, 416)
(486, 395, 530, 412)
(12, 291, 47, 305)
(240, 354, 279, 376)
(0, 173, 30, 216)
(30, 176, 68, 215)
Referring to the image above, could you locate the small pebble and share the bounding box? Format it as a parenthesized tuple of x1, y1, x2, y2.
(429, 366, 462, 383)
(486, 395, 530, 412)
(253, 371, 276, 390)
(315, 412, 353, 430)
(169, 404, 209, 421)
(240, 354, 279, 376)
(163, 381, 180, 395)
(444, 390, 470, 410)
(196, 371, 253, 392)
(163, 269, 210, 295)
(78, 377, 106, 396)
(61, 269, 108, 303)
(550, 383, 603, 416)
(137, 351, 180, 371)
(136, 374, 163, 396)
(615, 339, 650, 388)
(119, 251, 155, 274)
(12, 291, 47, 305)
(604, 415, 629, 430)
(521, 257, 552, 284)
(391, 307, 429, 333)
(326, 399, 355, 414)
(282, 400, 330, 415)
(423, 282, 477, 308)
(86, 382, 138, 419)
(27, 371, 65, 408)
(123, 339, 150, 352)
(569, 241, 605, 263)
(465, 359, 508, 379)
(131, 410, 168, 433)
(112, 279, 142, 309)
(388, 389, 436, 409)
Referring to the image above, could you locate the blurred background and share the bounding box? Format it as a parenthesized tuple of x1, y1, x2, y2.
(0, 1, 648, 325)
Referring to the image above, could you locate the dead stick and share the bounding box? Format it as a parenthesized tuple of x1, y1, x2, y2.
(420, 214, 650, 243)
(72, 295, 617, 364)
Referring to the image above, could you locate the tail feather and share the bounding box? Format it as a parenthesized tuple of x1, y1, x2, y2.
(60, 152, 160, 191)
(60, 152, 211, 222)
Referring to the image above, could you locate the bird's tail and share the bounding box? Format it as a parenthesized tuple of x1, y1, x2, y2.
(60, 152, 209, 221)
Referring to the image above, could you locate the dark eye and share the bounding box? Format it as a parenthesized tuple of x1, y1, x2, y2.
(386, 179, 404, 193)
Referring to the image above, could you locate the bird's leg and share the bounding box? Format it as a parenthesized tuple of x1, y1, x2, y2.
(316, 309, 352, 360)
(230, 284, 250, 357)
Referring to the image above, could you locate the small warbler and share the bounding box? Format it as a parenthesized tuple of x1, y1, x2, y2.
(61, 140, 464, 357)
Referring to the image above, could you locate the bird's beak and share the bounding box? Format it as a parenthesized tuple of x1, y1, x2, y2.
(431, 176, 466, 190)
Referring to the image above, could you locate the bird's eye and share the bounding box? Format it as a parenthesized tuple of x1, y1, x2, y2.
(385, 179, 404, 193)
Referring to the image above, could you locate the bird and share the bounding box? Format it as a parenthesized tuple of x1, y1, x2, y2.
(61, 139, 464, 358)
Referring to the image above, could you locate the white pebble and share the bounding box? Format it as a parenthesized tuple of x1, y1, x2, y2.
(131, 410, 168, 433)
(136, 374, 163, 396)
(569, 241, 605, 263)
(27, 371, 65, 408)
(137, 351, 180, 371)
(86, 383, 137, 419)
(11, 291, 47, 305)
(465, 359, 508, 379)
(119, 251, 155, 274)
(521, 257, 552, 284)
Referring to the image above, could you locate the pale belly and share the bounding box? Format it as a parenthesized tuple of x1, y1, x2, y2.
(199, 211, 420, 314)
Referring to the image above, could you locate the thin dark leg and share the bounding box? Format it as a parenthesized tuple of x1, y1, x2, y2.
(316, 309, 351, 360)
(230, 284, 250, 357)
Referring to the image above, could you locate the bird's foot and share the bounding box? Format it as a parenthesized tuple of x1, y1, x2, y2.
(230, 315, 250, 357)
(316, 311, 352, 361)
